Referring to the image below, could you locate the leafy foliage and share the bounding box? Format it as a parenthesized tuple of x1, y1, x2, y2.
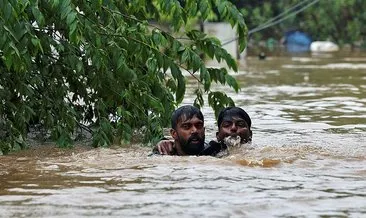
(239, 0, 366, 46)
(0, 0, 247, 154)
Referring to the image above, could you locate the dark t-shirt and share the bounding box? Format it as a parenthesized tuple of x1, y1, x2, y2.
(199, 140, 227, 156)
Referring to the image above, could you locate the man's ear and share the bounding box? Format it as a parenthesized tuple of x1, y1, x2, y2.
(249, 130, 253, 140)
(170, 128, 178, 140)
(216, 131, 219, 140)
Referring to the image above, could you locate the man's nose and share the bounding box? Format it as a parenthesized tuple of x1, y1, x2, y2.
(230, 124, 238, 132)
(191, 126, 198, 133)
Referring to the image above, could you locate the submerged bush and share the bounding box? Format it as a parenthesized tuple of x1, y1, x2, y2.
(0, 0, 247, 154)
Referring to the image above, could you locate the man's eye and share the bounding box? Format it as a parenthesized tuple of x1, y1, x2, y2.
(182, 124, 190, 129)
(222, 122, 232, 127)
(195, 123, 203, 129)
(236, 121, 247, 127)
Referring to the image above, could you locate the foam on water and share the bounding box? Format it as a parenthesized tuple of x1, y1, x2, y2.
(283, 63, 366, 69)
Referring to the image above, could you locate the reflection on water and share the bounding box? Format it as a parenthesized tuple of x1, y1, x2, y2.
(1, 53, 366, 217)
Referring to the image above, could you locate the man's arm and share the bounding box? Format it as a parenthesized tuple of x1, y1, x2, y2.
(152, 139, 175, 155)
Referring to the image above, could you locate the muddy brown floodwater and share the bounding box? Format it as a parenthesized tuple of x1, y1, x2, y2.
(1, 53, 366, 217)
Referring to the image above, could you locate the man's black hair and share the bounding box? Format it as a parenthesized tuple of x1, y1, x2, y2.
(217, 107, 251, 128)
(171, 105, 204, 129)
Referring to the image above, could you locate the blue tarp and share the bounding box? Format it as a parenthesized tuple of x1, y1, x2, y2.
(284, 30, 312, 53)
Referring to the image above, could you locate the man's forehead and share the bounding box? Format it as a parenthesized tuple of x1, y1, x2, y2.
(178, 114, 203, 124)
(222, 115, 245, 122)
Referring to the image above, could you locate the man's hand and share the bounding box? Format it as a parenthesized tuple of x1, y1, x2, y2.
(156, 140, 174, 155)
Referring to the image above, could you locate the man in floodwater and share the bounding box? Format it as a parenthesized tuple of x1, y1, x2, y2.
(152, 105, 206, 155)
(216, 106, 252, 144)
(153, 106, 252, 156)
(199, 106, 252, 156)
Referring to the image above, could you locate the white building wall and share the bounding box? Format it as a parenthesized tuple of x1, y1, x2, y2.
(204, 22, 238, 60)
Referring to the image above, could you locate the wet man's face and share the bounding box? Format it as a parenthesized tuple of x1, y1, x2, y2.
(172, 115, 205, 155)
(216, 116, 252, 143)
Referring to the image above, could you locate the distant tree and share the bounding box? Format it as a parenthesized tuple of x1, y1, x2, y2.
(298, 0, 366, 46)
(236, 0, 366, 47)
(0, 0, 247, 154)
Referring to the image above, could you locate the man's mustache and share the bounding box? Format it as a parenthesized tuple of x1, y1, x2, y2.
(187, 134, 203, 143)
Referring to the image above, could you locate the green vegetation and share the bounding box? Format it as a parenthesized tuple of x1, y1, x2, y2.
(0, 0, 247, 154)
(239, 0, 366, 47)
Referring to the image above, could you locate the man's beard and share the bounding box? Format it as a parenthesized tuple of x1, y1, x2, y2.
(178, 134, 205, 155)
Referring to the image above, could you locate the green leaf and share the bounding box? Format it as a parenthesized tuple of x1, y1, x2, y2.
(181, 48, 190, 64)
(3, 25, 18, 42)
(172, 40, 181, 53)
(152, 30, 161, 45)
(217, 1, 226, 16)
(66, 11, 77, 26)
(121, 123, 132, 143)
(170, 63, 180, 79)
(208, 91, 235, 118)
(224, 52, 237, 71)
(4, 2, 12, 21)
(76, 60, 83, 73)
(199, 0, 209, 19)
(203, 69, 211, 91)
(166, 78, 177, 91)
(176, 74, 185, 103)
(13, 23, 28, 42)
(191, 53, 201, 72)
(31, 37, 43, 53)
(146, 94, 163, 112)
(193, 88, 204, 108)
(187, 1, 197, 16)
(225, 74, 239, 92)
(61, 5, 72, 20)
(31, 6, 45, 27)
(51, 0, 60, 9)
(121, 64, 137, 81)
(146, 57, 157, 72)
(9, 41, 20, 57)
(69, 20, 78, 38)
(237, 25, 247, 52)
(12, 142, 22, 152)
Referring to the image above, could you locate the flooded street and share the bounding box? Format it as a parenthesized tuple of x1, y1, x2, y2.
(1, 53, 366, 217)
